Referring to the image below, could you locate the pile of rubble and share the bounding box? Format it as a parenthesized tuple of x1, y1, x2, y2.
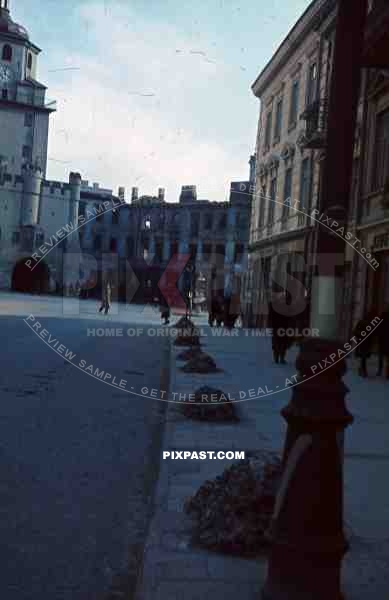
(184, 451, 282, 556)
(176, 347, 202, 362)
(173, 317, 201, 348)
(180, 351, 222, 373)
(181, 386, 239, 422)
(174, 317, 195, 330)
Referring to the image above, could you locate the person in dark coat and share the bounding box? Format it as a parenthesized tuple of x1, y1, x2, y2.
(268, 291, 294, 364)
(353, 310, 376, 377)
(160, 296, 170, 325)
(99, 280, 111, 315)
(209, 294, 224, 327)
(377, 306, 389, 378)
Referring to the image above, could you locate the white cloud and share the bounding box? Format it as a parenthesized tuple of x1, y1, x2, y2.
(44, 1, 254, 201)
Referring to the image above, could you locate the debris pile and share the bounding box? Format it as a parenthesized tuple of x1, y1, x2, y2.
(173, 318, 201, 347)
(177, 347, 202, 361)
(174, 316, 195, 330)
(184, 451, 282, 556)
(182, 386, 239, 422)
(180, 352, 221, 373)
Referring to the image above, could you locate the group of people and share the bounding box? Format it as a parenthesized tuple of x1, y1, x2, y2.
(208, 294, 240, 329)
(353, 307, 389, 378)
(269, 292, 389, 377)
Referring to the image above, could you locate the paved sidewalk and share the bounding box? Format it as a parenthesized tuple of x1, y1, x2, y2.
(136, 327, 389, 600)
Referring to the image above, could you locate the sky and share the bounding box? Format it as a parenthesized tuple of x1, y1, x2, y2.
(12, 0, 312, 202)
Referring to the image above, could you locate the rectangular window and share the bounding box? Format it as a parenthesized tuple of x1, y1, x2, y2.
(264, 111, 273, 149)
(306, 63, 318, 107)
(373, 109, 389, 191)
(190, 212, 200, 236)
(218, 212, 227, 231)
(24, 113, 34, 127)
(299, 158, 311, 224)
(204, 213, 213, 230)
(78, 201, 86, 218)
(127, 236, 134, 257)
(22, 145, 32, 161)
(189, 243, 197, 261)
(12, 231, 21, 245)
(156, 241, 163, 262)
(299, 158, 311, 210)
(203, 243, 212, 261)
(112, 209, 119, 225)
(234, 243, 244, 263)
(274, 98, 283, 142)
(2, 89, 8, 100)
(282, 168, 293, 220)
(289, 80, 300, 126)
(267, 177, 277, 225)
(94, 234, 102, 251)
(258, 185, 266, 229)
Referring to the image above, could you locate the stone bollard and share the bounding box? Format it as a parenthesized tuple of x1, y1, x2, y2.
(262, 338, 353, 600)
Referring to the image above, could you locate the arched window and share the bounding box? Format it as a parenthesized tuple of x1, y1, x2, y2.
(27, 52, 33, 70)
(2, 44, 12, 62)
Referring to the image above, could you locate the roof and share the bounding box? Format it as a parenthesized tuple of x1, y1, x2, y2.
(0, 6, 41, 51)
(251, 0, 336, 98)
(0, 6, 29, 41)
(19, 77, 47, 90)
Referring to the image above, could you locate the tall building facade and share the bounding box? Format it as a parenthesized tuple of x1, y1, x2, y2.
(245, 0, 389, 335)
(245, 0, 337, 328)
(349, 0, 389, 324)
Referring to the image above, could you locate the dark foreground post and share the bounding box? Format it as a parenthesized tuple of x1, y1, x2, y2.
(262, 339, 353, 600)
(262, 0, 367, 597)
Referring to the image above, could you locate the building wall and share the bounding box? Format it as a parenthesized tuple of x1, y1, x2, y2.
(350, 71, 389, 325)
(79, 186, 251, 303)
(246, 0, 337, 327)
(0, 109, 26, 175)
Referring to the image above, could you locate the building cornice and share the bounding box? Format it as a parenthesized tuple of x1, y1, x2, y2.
(0, 31, 41, 52)
(251, 0, 336, 98)
(0, 98, 55, 113)
(249, 225, 313, 252)
(356, 216, 389, 231)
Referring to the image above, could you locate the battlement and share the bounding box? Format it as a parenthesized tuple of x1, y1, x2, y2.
(0, 173, 24, 192)
(22, 162, 43, 176)
(41, 180, 73, 201)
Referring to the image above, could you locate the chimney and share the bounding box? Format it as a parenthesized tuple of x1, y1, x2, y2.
(158, 187, 165, 202)
(131, 187, 139, 202)
(118, 186, 125, 202)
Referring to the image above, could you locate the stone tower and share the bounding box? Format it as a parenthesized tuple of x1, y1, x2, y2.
(0, 1, 56, 291)
(0, 0, 55, 178)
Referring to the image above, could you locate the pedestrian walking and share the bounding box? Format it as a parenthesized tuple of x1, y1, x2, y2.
(268, 291, 295, 364)
(377, 306, 389, 378)
(353, 310, 376, 378)
(160, 297, 170, 325)
(99, 280, 111, 315)
(208, 294, 224, 327)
